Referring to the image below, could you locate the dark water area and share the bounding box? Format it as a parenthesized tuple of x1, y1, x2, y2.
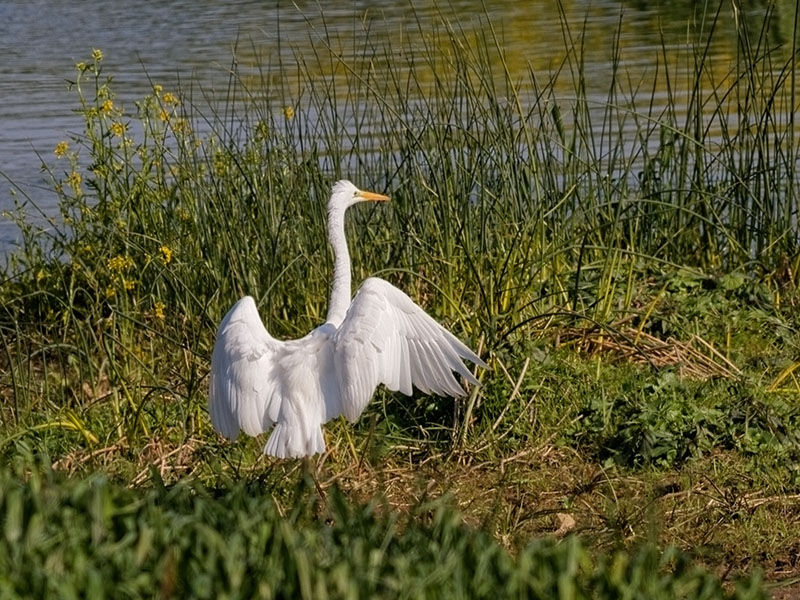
(0, 0, 796, 253)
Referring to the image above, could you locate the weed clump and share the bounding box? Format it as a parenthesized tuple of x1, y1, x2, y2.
(567, 370, 800, 478)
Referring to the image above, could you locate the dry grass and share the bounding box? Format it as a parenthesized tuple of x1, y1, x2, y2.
(560, 324, 742, 379)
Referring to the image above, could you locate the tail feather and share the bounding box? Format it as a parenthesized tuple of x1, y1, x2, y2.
(264, 423, 326, 458)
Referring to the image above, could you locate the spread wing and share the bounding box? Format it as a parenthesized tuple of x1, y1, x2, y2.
(209, 296, 283, 438)
(333, 277, 486, 422)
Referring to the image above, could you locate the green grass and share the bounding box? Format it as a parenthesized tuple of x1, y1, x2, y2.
(0, 458, 768, 599)
(1, 1, 800, 596)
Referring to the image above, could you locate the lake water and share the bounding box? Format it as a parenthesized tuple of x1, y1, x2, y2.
(0, 0, 795, 252)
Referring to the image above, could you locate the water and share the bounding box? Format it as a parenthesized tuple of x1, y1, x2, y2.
(0, 0, 794, 252)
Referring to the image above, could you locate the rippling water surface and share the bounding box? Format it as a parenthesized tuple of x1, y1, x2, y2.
(0, 0, 795, 251)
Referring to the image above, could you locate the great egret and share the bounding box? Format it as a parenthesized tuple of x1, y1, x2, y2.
(209, 180, 486, 458)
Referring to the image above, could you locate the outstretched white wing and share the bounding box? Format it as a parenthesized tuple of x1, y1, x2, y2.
(209, 296, 283, 439)
(333, 277, 486, 422)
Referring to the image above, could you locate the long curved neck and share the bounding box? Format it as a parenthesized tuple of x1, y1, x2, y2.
(325, 205, 351, 326)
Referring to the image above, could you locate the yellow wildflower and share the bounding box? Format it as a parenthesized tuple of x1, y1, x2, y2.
(159, 245, 173, 265)
(105, 286, 116, 299)
(153, 301, 165, 320)
(92, 48, 104, 62)
(76, 61, 87, 72)
(172, 118, 191, 136)
(54, 141, 69, 158)
(102, 99, 114, 115)
(162, 92, 179, 106)
(123, 279, 136, 291)
(159, 109, 169, 122)
(153, 84, 163, 96)
(110, 121, 126, 137)
(67, 171, 82, 192)
(283, 106, 295, 119)
(107, 255, 134, 272)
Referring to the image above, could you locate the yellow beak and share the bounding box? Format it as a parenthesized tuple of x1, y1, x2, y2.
(357, 189, 390, 202)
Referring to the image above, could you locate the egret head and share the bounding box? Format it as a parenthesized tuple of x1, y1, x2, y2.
(329, 180, 390, 212)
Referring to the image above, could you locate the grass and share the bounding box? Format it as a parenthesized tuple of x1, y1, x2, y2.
(0, 457, 768, 599)
(1, 1, 800, 596)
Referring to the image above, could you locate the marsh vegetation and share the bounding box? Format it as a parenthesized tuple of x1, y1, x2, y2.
(1, 2, 799, 597)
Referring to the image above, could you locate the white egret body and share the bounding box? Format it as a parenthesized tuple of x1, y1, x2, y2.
(209, 180, 485, 458)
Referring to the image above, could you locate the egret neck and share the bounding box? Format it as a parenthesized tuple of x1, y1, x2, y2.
(325, 203, 351, 326)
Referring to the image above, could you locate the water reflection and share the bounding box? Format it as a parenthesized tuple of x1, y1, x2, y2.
(0, 0, 794, 250)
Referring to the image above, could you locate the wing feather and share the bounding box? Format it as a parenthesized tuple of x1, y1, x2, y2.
(398, 338, 412, 395)
(209, 296, 283, 438)
(333, 277, 485, 422)
(409, 339, 432, 394)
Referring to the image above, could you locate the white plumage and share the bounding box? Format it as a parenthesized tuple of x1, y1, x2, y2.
(209, 180, 486, 458)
